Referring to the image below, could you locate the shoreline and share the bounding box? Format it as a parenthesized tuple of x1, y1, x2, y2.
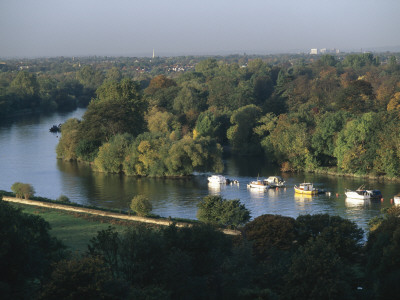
(1, 195, 241, 236)
(308, 168, 400, 183)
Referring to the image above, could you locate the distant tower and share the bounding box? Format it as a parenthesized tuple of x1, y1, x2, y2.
(152, 49, 155, 59)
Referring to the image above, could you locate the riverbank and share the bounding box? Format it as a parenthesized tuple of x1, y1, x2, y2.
(1, 196, 240, 236)
(309, 167, 400, 183)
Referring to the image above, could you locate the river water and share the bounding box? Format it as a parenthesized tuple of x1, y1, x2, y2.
(1, 109, 398, 233)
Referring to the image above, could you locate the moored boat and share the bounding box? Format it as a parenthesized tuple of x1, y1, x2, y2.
(247, 180, 270, 190)
(207, 175, 227, 184)
(265, 176, 285, 188)
(294, 183, 319, 195)
(345, 189, 370, 200)
(345, 186, 382, 200)
(394, 193, 400, 205)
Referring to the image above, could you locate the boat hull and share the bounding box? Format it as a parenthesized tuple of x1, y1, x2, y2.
(207, 175, 227, 184)
(294, 186, 318, 195)
(345, 191, 369, 200)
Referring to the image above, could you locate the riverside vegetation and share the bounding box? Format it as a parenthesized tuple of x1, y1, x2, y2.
(1, 53, 400, 177)
(53, 53, 400, 178)
(2, 194, 400, 299)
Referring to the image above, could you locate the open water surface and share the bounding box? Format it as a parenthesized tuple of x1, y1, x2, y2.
(1, 108, 399, 233)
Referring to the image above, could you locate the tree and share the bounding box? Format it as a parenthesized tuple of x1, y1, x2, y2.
(334, 112, 381, 174)
(144, 75, 177, 95)
(311, 111, 351, 166)
(40, 256, 128, 300)
(295, 214, 364, 262)
(76, 65, 105, 90)
(0, 200, 64, 299)
(93, 134, 133, 173)
(194, 58, 219, 79)
(105, 67, 122, 82)
(283, 238, 356, 300)
(11, 182, 35, 199)
(196, 195, 250, 227)
(227, 104, 262, 154)
(173, 80, 207, 114)
(336, 80, 375, 113)
(9, 71, 40, 109)
(243, 214, 297, 259)
(56, 118, 81, 161)
(79, 79, 146, 143)
(365, 213, 400, 299)
(130, 195, 152, 216)
(146, 107, 180, 134)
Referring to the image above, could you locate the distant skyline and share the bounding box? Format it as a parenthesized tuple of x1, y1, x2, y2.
(1, 0, 399, 58)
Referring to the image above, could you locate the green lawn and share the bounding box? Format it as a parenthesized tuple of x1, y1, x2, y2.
(12, 204, 140, 254)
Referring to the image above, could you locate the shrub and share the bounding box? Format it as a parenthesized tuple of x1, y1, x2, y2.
(130, 195, 152, 216)
(196, 195, 250, 228)
(11, 182, 35, 199)
(57, 195, 70, 203)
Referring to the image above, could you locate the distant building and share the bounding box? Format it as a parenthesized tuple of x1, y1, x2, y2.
(310, 48, 340, 55)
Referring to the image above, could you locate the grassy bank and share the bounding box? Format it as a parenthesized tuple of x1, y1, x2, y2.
(10, 203, 158, 253)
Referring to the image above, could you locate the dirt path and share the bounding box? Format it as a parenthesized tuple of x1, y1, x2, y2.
(2, 196, 241, 236)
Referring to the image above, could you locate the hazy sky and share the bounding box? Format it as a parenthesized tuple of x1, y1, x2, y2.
(1, 0, 399, 57)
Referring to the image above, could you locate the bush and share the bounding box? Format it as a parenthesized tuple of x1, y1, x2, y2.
(11, 182, 35, 199)
(57, 195, 70, 203)
(243, 214, 297, 259)
(130, 195, 152, 216)
(196, 195, 250, 228)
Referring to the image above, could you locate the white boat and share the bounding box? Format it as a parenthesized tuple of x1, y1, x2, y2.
(265, 176, 285, 188)
(207, 175, 227, 184)
(345, 187, 382, 200)
(345, 189, 370, 200)
(393, 193, 400, 205)
(247, 180, 270, 190)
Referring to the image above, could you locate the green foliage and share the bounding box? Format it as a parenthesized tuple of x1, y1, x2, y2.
(130, 195, 152, 216)
(56, 118, 81, 160)
(283, 238, 356, 300)
(295, 214, 364, 262)
(40, 256, 128, 300)
(122, 133, 223, 177)
(88, 223, 254, 299)
(79, 78, 146, 143)
(0, 200, 64, 298)
(56, 195, 70, 203)
(76, 65, 105, 90)
(311, 111, 351, 166)
(146, 107, 180, 134)
(227, 104, 262, 154)
(260, 114, 317, 170)
(94, 134, 133, 173)
(11, 182, 35, 199)
(365, 213, 400, 298)
(173, 80, 207, 114)
(75, 139, 101, 162)
(244, 214, 297, 259)
(196, 195, 250, 227)
(334, 112, 381, 174)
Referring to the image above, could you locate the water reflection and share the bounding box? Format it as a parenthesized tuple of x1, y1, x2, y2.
(2, 108, 400, 233)
(345, 198, 371, 208)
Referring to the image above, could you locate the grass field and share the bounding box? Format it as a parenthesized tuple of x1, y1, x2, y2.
(12, 203, 149, 254)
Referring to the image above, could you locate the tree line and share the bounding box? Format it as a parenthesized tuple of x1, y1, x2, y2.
(2, 195, 400, 299)
(53, 53, 400, 177)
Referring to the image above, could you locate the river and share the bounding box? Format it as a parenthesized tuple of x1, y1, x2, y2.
(1, 108, 398, 233)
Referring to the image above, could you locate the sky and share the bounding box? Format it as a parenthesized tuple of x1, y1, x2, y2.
(0, 0, 399, 58)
